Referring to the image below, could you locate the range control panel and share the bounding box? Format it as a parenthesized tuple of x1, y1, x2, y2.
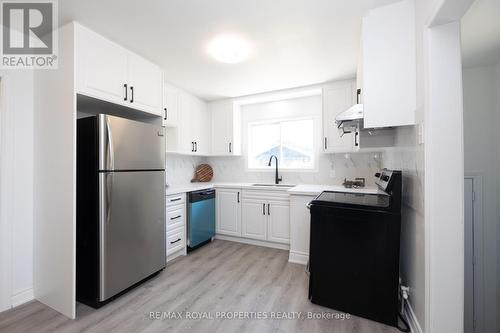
(375, 169, 395, 193)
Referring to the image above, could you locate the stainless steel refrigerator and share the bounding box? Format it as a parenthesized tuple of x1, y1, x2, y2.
(76, 114, 165, 308)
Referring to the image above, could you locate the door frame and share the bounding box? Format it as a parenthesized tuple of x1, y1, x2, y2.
(464, 174, 485, 333)
(0, 73, 14, 312)
(424, 1, 475, 332)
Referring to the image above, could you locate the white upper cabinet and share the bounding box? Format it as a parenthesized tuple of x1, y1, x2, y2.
(75, 25, 128, 105)
(322, 80, 359, 153)
(167, 91, 211, 155)
(178, 92, 195, 154)
(361, 0, 416, 128)
(75, 24, 163, 117)
(127, 52, 163, 116)
(210, 100, 241, 156)
(163, 83, 180, 127)
(192, 97, 210, 155)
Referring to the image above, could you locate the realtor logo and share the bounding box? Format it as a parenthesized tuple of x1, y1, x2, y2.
(1, 0, 58, 69)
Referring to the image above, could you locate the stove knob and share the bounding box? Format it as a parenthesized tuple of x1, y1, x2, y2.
(381, 175, 390, 181)
(375, 173, 381, 178)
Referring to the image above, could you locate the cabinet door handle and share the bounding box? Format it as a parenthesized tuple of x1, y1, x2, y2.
(170, 198, 181, 202)
(191, 142, 194, 152)
(170, 238, 181, 244)
(229, 142, 232, 153)
(324, 137, 328, 150)
(164, 107, 167, 120)
(237, 192, 240, 203)
(130, 86, 134, 103)
(124, 83, 128, 101)
(355, 131, 359, 147)
(195, 142, 198, 152)
(170, 215, 182, 220)
(267, 203, 270, 215)
(262, 203, 265, 215)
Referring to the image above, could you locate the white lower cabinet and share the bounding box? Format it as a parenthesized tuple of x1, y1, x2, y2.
(242, 199, 268, 241)
(166, 193, 187, 262)
(216, 188, 291, 245)
(289, 194, 315, 264)
(216, 188, 241, 237)
(267, 200, 290, 244)
(241, 190, 290, 244)
(166, 227, 185, 255)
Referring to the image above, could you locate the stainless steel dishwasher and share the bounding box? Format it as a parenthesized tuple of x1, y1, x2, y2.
(187, 189, 216, 251)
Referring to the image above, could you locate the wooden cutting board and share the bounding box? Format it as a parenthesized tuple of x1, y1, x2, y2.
(191, 164, 213, 182)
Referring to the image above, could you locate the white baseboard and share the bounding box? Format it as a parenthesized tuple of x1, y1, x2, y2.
(11, 288, 34, 308)
(404, 300, 423, 333)
(288, 251, 308, 265)
(215, 234, 290, 251)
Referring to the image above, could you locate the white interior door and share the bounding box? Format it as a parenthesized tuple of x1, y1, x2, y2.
(464, 178, 474, 333)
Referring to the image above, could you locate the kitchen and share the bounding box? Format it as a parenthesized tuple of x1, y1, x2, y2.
(0, 0, 489, 332)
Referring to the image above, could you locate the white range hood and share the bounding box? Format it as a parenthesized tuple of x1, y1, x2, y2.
(335, 88, 363, 134)
(335, 85, 364, 134)
(335, 103, 364, 122)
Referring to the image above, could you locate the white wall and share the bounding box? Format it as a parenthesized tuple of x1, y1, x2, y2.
(462, 64, 498, 333)
(379, 1, 432, 330)
(207, 95, 382, 185)
(0, 70, 34, 309)
(381, 1, 471, 332)
(382, 125, 425, 331)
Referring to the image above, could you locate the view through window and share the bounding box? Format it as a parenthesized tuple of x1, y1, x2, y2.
(248, 118, 314, 170)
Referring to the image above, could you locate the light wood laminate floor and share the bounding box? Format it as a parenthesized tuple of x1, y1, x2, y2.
(0, 240, 399, 333)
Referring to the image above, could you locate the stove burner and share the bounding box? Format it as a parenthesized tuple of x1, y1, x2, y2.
(342, 177, 366, 188)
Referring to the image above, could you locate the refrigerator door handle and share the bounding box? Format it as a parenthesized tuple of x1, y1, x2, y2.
(106, 173, 113, 225)
(98, 173, 107, 300)
(106, 117, 115, 170)
(99, 172, 113, 300)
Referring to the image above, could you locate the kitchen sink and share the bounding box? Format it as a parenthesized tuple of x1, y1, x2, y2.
(251, 184, 296, 188)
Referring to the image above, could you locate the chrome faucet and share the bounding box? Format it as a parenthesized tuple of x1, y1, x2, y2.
(267, 155, 282, 184)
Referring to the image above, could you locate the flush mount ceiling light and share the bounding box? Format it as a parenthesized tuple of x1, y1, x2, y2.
(207, 34, 252, 64)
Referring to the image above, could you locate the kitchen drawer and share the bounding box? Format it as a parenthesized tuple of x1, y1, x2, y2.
(166, 193, 185, 207)
(167, 206, 185, 230)
(167, 227, 185, 255)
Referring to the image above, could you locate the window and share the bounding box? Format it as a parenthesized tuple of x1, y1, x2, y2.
(248, 118, 314, 170)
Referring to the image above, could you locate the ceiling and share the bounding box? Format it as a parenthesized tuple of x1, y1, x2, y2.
(59, 0, 399, 101)
(461, 0, 500, 68)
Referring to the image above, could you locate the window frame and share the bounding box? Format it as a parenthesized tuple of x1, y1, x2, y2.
(246, 116, 317, 172)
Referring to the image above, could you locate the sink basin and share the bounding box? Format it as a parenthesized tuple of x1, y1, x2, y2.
(251, 184, 296, 188)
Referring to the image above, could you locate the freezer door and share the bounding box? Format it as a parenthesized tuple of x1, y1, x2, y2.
(99, 171, 166, 301)
(99, 114, 165, 171)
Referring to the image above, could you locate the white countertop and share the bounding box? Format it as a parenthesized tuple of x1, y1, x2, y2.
(166, 183, 214, 195)
(287, 184, 383, 196)
(166, 182, 383, 196)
